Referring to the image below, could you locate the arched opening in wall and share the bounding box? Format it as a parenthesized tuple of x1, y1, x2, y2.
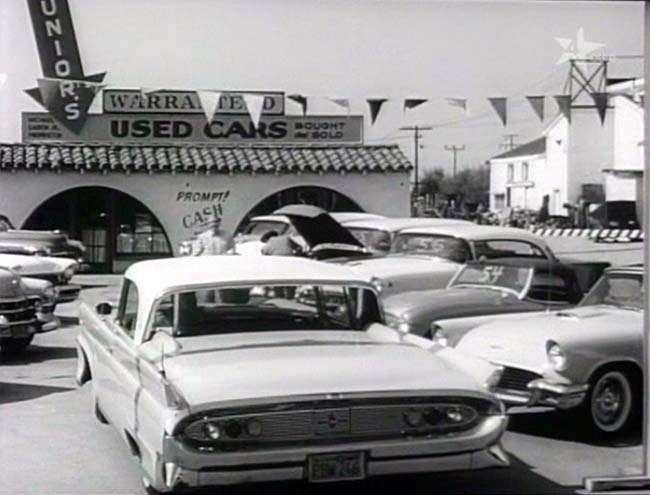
(23, 187, 172, 274)
(236, 186, 363, 232)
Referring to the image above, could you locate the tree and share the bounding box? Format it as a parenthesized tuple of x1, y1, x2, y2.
(418, 168, 445, 207)
(441, 165, 490, 206)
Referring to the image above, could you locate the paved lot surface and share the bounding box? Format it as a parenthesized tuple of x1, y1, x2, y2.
(1, 240, 647, 495)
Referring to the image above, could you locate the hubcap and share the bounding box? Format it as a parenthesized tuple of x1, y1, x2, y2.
(591, 371, 631, 432)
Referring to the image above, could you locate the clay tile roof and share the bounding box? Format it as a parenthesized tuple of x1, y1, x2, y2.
(0, 143, 412, 175)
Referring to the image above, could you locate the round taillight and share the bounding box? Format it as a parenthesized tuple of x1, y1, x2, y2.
(204, 422, 221, 440)
(246, 419, 263, 437)
(403, 409, 424, 427)
(224, 420, 242, 438)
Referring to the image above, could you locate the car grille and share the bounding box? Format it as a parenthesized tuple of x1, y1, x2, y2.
(495, 367, 542, 392)
(179, 397, 496, 451)
(0, 297, 37, 324)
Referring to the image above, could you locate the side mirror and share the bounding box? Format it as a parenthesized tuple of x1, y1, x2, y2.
(96, 302, 113, 316)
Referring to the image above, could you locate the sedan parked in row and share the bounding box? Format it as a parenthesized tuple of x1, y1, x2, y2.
(384, 258, 605, 344)
(345, 224, 557, 297)
(76, 256, 508, 493)
(452, 265, 643, 436)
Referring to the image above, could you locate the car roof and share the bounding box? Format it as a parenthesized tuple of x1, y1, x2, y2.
(397, 224, 547, 243)
(126, 255, 372, 295)
(330, 212, 386, 224)
(249, 215, 290, 223)
(343, 217, 471, 232)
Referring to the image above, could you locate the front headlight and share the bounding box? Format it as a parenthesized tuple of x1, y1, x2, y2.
(63, 264, 77, 281)
(547, 340, 567, 371)
(43, 285, 56, 301)
(0, 315, 8, 326)
(430, 323, 448, 347)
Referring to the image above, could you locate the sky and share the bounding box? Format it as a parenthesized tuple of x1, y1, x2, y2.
(0, 0, 644, 177)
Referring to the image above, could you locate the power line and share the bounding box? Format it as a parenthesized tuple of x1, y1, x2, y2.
(400, 125, 433, 194)
(444, 144, 466, 178)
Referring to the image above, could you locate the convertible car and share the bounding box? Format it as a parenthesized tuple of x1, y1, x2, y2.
(76, 256, 508, 492)
(383, 258, 605, 343)
(452, 265, 643, 437)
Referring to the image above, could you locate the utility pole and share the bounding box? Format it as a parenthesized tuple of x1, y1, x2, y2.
(400, 125, 433, 195)
(444, 144, 466, 177)
(499, 134, 519, 151)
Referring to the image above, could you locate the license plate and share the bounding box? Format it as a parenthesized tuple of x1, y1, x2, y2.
(11, 325, 34, 338)
(308, 452, 366, 483)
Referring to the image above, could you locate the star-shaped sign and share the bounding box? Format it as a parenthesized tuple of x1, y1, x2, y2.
(555, 28, 605, 65)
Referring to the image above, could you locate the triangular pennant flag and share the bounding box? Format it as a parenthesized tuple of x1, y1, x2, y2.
(591, 92, 609, 124)
(287, 94, 308, 116)
(197, 90, 222, 123)
(367, 98, 387, 125)
(488, 97, 508, 127)
(526, 96, 545, 123)
(243, 93, 265, 129)
(554, 95, 572, 123)
(445, 97, 468, 114)
(330, 98, 350, 110)
(404, 98, 427, 112)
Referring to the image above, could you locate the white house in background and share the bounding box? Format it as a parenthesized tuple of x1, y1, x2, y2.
(488, 137, 547, 212)
(488, 77, 643, 217)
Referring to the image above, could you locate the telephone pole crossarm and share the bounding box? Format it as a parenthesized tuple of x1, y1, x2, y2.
(400, 125, 433, 195)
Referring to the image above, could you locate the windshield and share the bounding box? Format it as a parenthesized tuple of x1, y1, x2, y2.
(243, 220, 290, 236)
(390, 234, 472, 263)
(347, 228, 391, 252)
(151, 283, 382, 337)
(450, 264, 533, 297)
(580, 272, 643, 310)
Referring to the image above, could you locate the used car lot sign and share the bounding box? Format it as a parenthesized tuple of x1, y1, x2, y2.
(22, 112, 364, 144)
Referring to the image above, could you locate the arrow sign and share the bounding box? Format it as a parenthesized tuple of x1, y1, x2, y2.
(24, 0, 106, 134)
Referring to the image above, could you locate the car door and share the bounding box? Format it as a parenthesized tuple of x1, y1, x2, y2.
(101, 279, 141, 435)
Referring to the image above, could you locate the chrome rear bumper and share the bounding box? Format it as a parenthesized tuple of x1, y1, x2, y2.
(153, 415, 509, 491)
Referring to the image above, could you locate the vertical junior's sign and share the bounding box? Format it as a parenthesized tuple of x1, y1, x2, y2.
(25, 0, 106, 134)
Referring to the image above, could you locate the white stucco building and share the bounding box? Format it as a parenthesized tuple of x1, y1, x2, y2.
(488, 78, 644, 217)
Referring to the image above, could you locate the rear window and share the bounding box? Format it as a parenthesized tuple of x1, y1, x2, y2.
(473, 240, 547, 260)
(390, 234, 472, 263)
(150, 283, 382, 338)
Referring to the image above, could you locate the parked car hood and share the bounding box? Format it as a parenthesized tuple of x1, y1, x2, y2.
(455, 305, 642, 372)
(346, 256, 459, 283)
(161, 330, 485, 407)
(0, 254, 72, 275)
(384, 287, 523, 322)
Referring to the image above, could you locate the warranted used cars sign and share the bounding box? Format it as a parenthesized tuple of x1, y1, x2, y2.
(22, 112, 364, 145)
(102, 90, 285, 115)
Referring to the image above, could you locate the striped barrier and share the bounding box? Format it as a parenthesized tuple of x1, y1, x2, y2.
(529, 227, 644, 243)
